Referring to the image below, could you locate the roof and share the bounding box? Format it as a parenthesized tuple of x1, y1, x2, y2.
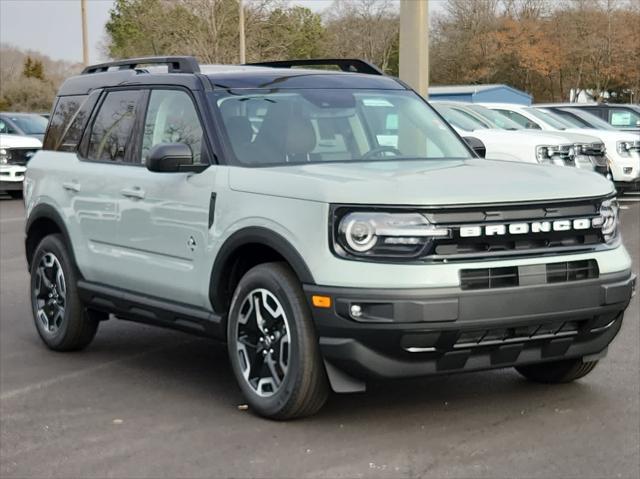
(429, 84, 510, 95)
(57, 65, 406, 96)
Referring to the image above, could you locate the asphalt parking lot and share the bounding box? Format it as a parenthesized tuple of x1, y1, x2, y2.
(0, 194, 638, 479)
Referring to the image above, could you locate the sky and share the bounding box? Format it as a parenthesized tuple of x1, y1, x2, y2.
(0, 0, 446, 65)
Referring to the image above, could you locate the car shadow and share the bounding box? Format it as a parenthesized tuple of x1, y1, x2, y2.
(76, 320, 605, 423)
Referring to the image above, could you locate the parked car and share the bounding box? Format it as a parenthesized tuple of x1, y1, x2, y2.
(0, 112, 49, 142)
(438, 101, 611, 177)
(484, 103, 639, 190)
(541, 103, 640, 133)
(24, 57, 635, 419)
(0, 133, 42, 198)
(432, 102, 589, 169)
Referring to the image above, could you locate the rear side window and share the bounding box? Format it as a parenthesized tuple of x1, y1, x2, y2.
(86, 90, 142, 162)
(43, 95, 87, 150)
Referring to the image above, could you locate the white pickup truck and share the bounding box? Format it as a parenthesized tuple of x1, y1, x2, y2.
(431, 102, 605, 172)
(0, 133, 42, 198)
(480, 103, 640, 189)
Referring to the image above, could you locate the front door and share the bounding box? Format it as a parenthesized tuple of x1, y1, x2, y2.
(115, 88, 214, 308)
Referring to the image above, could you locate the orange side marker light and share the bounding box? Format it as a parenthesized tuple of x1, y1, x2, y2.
(312, 295, 332, 308)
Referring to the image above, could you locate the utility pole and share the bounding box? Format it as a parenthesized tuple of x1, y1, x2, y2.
(239, 0, 246, 63)
(399, 0, 429, 97)
(81, 0, 89, 66)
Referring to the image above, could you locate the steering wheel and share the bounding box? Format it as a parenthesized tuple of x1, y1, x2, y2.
(361, 146, 403, 160)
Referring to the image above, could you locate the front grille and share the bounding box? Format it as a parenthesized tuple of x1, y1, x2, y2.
(581, 142, 606, 156)
(424, 198, 606, 259)
(6, 148, 39, 165)
(460, 267, 518, 290)
(546, 260, 599, 283)
(460, 260, 598, 290)
(454, 320, 584, 349)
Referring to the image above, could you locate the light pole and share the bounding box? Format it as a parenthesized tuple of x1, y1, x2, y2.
(239, 0, 246, 63)
(399, 0, 429, 97)
(81, 0, 89, 66)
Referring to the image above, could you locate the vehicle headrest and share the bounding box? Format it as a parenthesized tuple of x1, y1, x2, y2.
(285, 115, 316, 155)
(225, 116, 253, 145)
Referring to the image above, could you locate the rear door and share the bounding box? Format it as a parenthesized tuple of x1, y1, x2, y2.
(114, 88, 214, 307)
(71, 89, 145, 285)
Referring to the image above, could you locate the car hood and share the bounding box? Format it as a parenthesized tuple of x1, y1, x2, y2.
(0, 133, 43, 148)
(228, 159, 614, 205)
(454, 128, 570, 147)
(565, 128, 640, 143)
(536, 130, 603, 144)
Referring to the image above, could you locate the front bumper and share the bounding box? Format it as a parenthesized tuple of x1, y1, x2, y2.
(0, 165, 26, 190)
(306, 270, 635, 381)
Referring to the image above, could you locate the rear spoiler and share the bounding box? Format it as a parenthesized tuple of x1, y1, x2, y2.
(245, 59, 385, 76)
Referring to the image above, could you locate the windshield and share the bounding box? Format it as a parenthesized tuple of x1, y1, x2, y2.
(464, 105, 523, 130)
(7, 114, 48, 134)
(211, 89, 472, 166)
(431, 104, 488, 132)
(524, 108, 569, 130)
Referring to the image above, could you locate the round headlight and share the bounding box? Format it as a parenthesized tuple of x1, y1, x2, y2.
(597, 199, 619, 243)
(344, 217, 377, 252)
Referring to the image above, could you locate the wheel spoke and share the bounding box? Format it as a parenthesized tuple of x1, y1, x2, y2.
(236, 288, 291, 398)
(32, 252, 66, 337)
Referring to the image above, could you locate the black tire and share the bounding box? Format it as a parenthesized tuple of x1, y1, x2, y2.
(7, 190, 23, 199)
(30, 234, 99, 351)
(227, 262, 329, 420)
(515, 358, 599, 383)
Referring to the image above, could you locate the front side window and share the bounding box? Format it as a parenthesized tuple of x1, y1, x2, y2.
(212, 89, 472, 166)
(141, 89, 205, 165)
(495, 109, 541, 129)
(86, 90, 141, 162)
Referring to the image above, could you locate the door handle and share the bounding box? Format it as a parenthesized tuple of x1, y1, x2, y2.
(120, 187, 146, 200)
(62, 181, 81, 193)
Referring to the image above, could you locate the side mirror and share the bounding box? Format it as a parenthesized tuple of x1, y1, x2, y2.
(146, 143, 193, 172)
(463, 136, 486, 158)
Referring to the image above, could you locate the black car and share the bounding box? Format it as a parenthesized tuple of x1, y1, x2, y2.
(0, 112, 49, 142)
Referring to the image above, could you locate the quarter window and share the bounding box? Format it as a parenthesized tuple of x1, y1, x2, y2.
(141, 90, 204, 165)
(43, 95, 87, 150)
(87, 90, 141, 162)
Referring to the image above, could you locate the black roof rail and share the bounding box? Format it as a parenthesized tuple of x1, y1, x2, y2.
(245, 59, 385, 76)
(82, 56, 200, 75)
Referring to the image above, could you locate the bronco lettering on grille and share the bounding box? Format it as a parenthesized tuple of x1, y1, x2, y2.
(459, 218, 599, 238)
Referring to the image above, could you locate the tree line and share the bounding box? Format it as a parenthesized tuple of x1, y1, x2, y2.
(0, 0, 638, 112)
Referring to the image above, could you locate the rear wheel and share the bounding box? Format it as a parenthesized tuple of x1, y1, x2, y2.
(30, 234, 100, 351)
(227, 262, 329, 420)
(515, 358, 599, 383)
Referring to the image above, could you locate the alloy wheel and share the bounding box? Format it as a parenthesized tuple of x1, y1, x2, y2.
(32, 252, 67, 335)
(235, 288, 291, 397)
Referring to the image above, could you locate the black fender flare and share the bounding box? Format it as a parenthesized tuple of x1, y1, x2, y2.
(25, 203, 76, 269)
(209, 226, 315, 313)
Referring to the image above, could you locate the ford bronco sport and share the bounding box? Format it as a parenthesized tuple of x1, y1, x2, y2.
(24, 57, 636, 419)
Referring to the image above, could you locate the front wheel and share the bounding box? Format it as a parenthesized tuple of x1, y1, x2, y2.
(30, 234, 100, 351)
(515, 358, 599, 383)
(227, 262, 329, 420)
